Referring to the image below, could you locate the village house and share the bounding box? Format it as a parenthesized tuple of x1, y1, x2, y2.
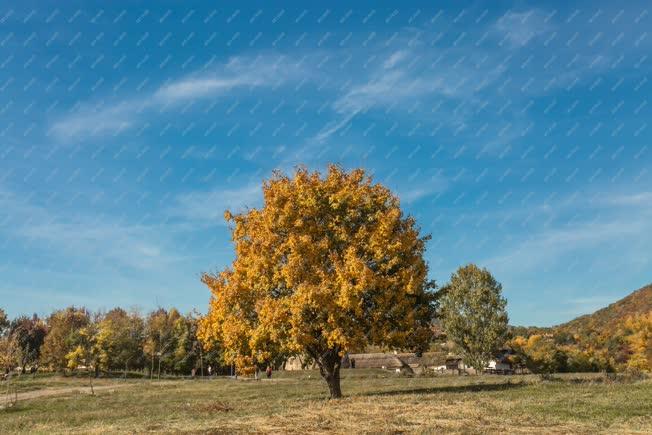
(285, 348, 519, 375)
(285, 351, 448, 374)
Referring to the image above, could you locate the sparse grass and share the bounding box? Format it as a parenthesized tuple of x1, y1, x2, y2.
(1, 369, 650, 434)
(2, 372, 141, 394)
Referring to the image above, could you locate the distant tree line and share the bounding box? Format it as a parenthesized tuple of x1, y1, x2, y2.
(506, 312, 652, 374)
(0, 297, 648, 381)
(0, 307, 222, 378)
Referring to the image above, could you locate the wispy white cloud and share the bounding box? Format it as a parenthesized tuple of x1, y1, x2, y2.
(392, 174, 450, 204)
(493, 9, 553, 48)
(49, 100, 143, 139)
(170, 183, 262, 224)
(21, 220, 171, 270)
(155, 54, 303, 102)
(561, 295, 620, 317)
(313, 109, 362, 143)
(0, 185, 180, 271)
(313, 48, 506, 144)
(600, 191, 652, 206)
(484, 189, 652, 274)
(383, 50, 409, 69)
(154, 77, 246, 101)
(50, 53, 307, 141)
(333, 52, 503, 116)
(489, 219, 647, 269)
(310, 7, 642, 149)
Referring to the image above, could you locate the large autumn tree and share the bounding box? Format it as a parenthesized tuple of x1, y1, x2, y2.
(199, 165, 436, 398)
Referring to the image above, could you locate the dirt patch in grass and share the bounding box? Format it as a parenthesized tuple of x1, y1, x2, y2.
(194, 401, 234, 413)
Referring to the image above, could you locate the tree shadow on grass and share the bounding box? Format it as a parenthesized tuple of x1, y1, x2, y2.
(360, 381, 527, 398)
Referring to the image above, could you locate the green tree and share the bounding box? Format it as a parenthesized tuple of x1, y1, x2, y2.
(440, 264, 509, 373)
(0, 308, 8, 335)
(144, 308, 182, 377)
(95, 308, 144, 376)
(169, 312, 208, 375)
(10, 315, 47, 373)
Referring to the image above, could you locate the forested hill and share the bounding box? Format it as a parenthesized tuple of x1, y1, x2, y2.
(506, 283, 651, 373)
(557, 284, 652, 335)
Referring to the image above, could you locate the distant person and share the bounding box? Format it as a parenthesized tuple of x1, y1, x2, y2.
(191, 368, 196, 378)
(207, 365, 212, 377)
(266, 366, 272, 379)
(350, 358, 356, 369)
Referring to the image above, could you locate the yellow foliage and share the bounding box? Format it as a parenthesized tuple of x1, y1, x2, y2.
(66, 346, 85, 370)
(0, 335, 19, 370)
(509, 334, 563, 373)
(198, 165, 435, 378)
(622, 311, 652, 372)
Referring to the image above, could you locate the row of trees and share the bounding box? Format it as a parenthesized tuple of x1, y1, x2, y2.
(0, 307, 219, 378)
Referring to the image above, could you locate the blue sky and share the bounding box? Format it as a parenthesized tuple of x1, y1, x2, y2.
(0, 0, 651, 326)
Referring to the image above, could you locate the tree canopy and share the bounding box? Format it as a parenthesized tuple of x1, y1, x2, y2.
(199, 165, 437, 398)
(40, 307, 91, 372)
(0, 309, 8, 335)
(440, 264, 509, 373)
(95, 308, 144, 374)
(10, 315, 47, 372)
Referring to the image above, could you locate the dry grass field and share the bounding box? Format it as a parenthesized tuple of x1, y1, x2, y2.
(1, 369, 651, 434)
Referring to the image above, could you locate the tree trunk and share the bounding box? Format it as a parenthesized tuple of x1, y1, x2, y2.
(88, 368, 95, 395)
(316, 348, 343, 399)
(325, 368, 342, 399)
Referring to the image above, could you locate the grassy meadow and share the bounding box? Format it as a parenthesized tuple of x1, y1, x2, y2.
(1, 370, 651, 434)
